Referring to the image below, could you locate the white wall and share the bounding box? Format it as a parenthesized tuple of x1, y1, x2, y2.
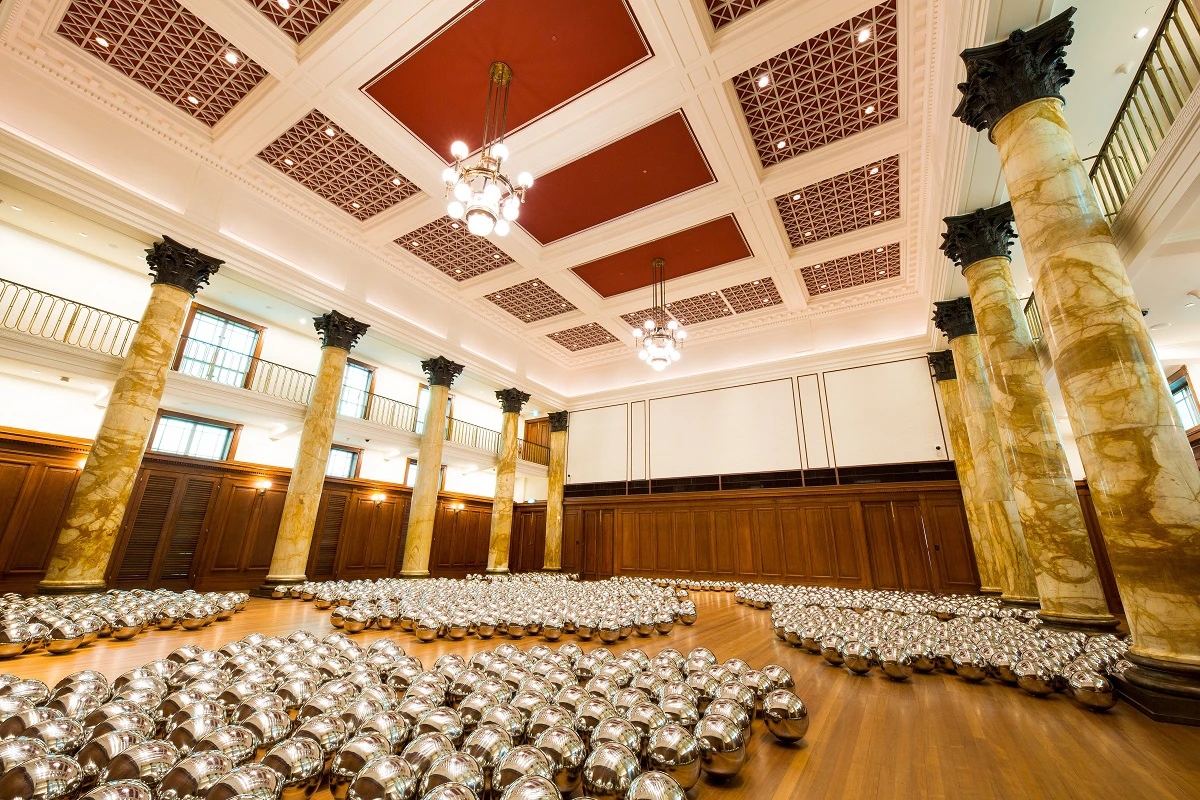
(565, 405, 627, 484)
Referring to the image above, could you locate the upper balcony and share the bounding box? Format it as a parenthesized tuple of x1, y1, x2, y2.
(0, 277, 550, 466)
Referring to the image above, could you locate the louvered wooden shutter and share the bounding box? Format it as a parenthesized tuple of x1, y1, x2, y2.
(313, 494, 346, 578)
(159, 478, 216, 582)
(117, 474, 176, 583)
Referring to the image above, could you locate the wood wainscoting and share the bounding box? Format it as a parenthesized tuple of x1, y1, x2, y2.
(0, 427, 547, 591)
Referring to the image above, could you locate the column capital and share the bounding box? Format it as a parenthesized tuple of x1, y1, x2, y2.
(497, 388, 531, 414)
(933, 297, 977, 341)
(953, 8, 1075, 139)
(422, 356, 465, 388)
(313, 310, 369, 351)
(549, 411, 570, 432)
(145, 236, 223, 296)
(941, 202, 1018, 271)
(927, 350, 957, 382)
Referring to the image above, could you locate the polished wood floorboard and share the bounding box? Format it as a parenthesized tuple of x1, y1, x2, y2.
(5, 592, 1200, 800)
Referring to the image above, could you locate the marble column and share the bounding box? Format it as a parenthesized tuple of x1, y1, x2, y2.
(543, 411, 569, 572)
(934, 300, 1040, 605)
(38, 237, 222, 592)
(263, 311, 369, 585)
(400, 357, 464, 577)
(956, 9, 1200, 695)
(486, 388, 530, 574)
(927, 351, 1001, 595)
(942, 207, 1115, 626)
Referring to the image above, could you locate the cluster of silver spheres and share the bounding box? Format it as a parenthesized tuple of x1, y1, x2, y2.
(0, 632, 808, 800)
(738, 583, 1128, 712)
(0, 591, 249, 660)
(651, 581, 736, 593)
(275, 575, 698, 644)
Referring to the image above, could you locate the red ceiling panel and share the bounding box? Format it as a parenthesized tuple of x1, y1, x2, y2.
(570, 216, 750, 298)
(363, 0, 650, 158)
(518, 112, 716, 244)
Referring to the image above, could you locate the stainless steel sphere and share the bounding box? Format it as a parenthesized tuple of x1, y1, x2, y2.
(878, 646, 914, 682)
(346, 755, 416, 800)
(533, 725, 584, 795)
(1069, 672, 1117, 712)
(762, 690, 808, 743)
(157, 751, 233, 800)
(399, 732, 454, 780)
(0, 737, 50, 775)
(419, 752, 484, 798)
(626, 771, 687, 800)
(200, 762, 279, 800)
(77, 780, 155, 800)
(261, 737, 324, 800)
(492, 745, 554, 797)
(694, 714, 746, 778)
(76, 730, 143, 786)
(104, 740, 180, 789)
(460, 724, 513, 790)
(329, 734, 393, 800)
(1014, 660, 1054, 697)
(0, 755, 84, 800)
(645, 724, 700, 791)
(704, 699, 750, 742)
(840, 642, 873, 676)
(581, 742, 640, 800)
(497, 775, 561, 800)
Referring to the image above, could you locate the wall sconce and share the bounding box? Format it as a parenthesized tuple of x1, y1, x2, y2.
(371, 493, 387, 504)
(253, 479, 272, 492)
(451, 502, 465, 513)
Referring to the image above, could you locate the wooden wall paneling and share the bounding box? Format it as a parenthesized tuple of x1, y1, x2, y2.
(654, 510, 673, 575)
(733, 509, 757, 578)
(672, 510, 693, 576)
(692, 511, 713, 575)
(802, 505, 835, 580)
(308, 491, 349, 580)
(922, 494, 980, 594)
(756, 507, 782, 579)
(156, 475, 219, 587)
(509, 506, 545, 573)
(1075, 483, 1124, 615)
(110, 470, 183, 588)
(712, 510, 735, 577)
(861, 501, 903, 590)
(778, 506, 809, 579)
(561, 509, 582, 574)
(829, 504, 869, 587)
(892, 500, 934, 592)
(0, 458, 79, 592)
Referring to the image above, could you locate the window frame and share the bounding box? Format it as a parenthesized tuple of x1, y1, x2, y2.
(404, 457, 446, 491)
(148, 409, 242, 462)
(173, 303, 266, 390)
(326, 444, 363, 479)
(338, 358, 377, 420)
(1168, 366, 1200, 432)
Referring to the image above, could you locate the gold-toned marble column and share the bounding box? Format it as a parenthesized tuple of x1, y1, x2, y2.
(400, 357, 464, 577)
(263, 311, 369, 585)
(942, 208, 1116, 627)
(38, 237, 222, 592)
(956, 10, 1200, 697)
(543, 411, 569, 572)
(934, 302, 1040, 605)
(486, 388, 529, 574)
(927, 352, 1001, 595)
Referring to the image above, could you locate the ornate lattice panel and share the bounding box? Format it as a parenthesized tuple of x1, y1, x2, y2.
(398, 217, 513, 281)
(58, 0, 268, 126)
(800, 242, 901, 296)
(722, 277, 783, 312)
(619, 307, 673, 330)
(547, 323, 620, 352)
(245, 0, 345, 42)
(731, 0, 899, 167)
(664, 291, 734, 326)
(259, 110, 420, 220)
(706, 0, 775, 30)
(487, 280, 577, 323)
(776, 156, 900, 248)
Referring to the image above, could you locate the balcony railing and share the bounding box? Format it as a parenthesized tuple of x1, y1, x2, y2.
(0, 278, 137, 357)
(364, 393, 419, 433)
(1023, 295, 1044, 344)
(1090, 0, 1200, 218)
(175, 336, 316, 405)
(447, 418, 502, 454)
(518, 438, 550, 466)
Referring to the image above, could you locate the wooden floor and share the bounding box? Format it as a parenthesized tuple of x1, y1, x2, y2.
(6, 592, 1200, 800)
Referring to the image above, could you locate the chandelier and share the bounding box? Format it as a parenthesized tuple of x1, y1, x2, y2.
(442, 61, 533, 237)
(633, 257, 686, 371)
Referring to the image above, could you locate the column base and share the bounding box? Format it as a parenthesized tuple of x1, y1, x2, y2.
(541, 567, 561, 572)
(1000, 595, 1042, 608)
(1113, 671, 1200, 726)
(486, 568, 510, 575)
(978, 587, 1004, 596)
(1037, 610, 1120, 630)
(398, 570, 430, 579)
(1124, 652, 1200, 699)
(35, 581, 107, 595)
(251, 576, 307, 598)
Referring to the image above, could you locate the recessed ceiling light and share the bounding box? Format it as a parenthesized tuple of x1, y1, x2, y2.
(324, 127, 336, 137)
(278, 0, 289, 8)
(283, 157, 294, 165)
(454, 269, 462, 273)
(224, 50, 239, 65)
(495, 295, 502, 299)
(879, 270, 886, 275)
(776, 140, 787, 149)
(186, 95, 199, 105)
(410, 240, 419, 246)
(78, 232, 88, 237)
(10, 205, 20, 211)
(864, 105, 876, 114)
(710, 291, 718, 296)
(762, 298, 769, 303)
(351, 202, 361, 208)
(665, 303, 672, 307)
(858, 27, 872, 43)
(392, 178, 401, 185)
(873, 210, 882, 216)
(451, 223, 460, 229)
(560, 303, 567, 308)
(95, 35, 109, 47)
(814, 263, 822, 268)
(752, 280, 760, 285)
(532, 282, 539, 287)
(525, 313, 531, 318)
(869, 166, 879, 175)
(819, 284, 827, 289)
(1150, 321, 1171, 330)
(791, 193, 801, 200)
(876, 247, 884, 253)
(1135, 27, 1150, 39)
(493, 254, 500, 259)
(804, 231, 812, 237)
(757, 74, 770, 88)
(1186, 302, 1196, 308)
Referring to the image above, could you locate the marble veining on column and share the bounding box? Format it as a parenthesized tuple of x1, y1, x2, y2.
(486, 407, 523, 573)
(543, 411, 569, 572)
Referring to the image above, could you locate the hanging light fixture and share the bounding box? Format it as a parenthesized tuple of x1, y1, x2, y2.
(442, 61, 533, 237)
(632, 257, 686, 371)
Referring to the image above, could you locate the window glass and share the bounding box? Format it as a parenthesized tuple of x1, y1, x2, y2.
(151, 415, 234, 460)
(339, 362, 373, 419)
(404, 458, 419, 487)
(415, 386, 453, 435)
(326, 447, 358, 478)
(178, 310, 259, 387)
(1171, 379, 1200, 429)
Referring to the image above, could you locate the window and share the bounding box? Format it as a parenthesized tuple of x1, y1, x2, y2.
(338, 360, 375, 419)
(150, 411, 239, 460)
(404, 457, 446, 490)
(325, 446, 362, 479)
(415, 384, 454, 436)
(1170, 370, 1200, 430)
(175, 306, 263, 389)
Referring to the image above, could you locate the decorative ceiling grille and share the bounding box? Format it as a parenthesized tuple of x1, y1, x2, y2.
(620, 307, 673, 329)
(245, 0, 345, 42)
(722, 277, 783, 312)
(776, 155, 901, 248)
(731, 0, 899, 167)
(664, 292, 734, 326)
(58, 0, 268, 126)
(800, 242, 901, 296)
(706, 0, 776, 30)
(398, 217, 513, 281)
(258, 110, 420, 220)
(487, 280, 577, 323)
(547, 323, 620, 352)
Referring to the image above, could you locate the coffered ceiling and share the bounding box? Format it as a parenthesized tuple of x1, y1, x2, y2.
(0, 0, 986, 399)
